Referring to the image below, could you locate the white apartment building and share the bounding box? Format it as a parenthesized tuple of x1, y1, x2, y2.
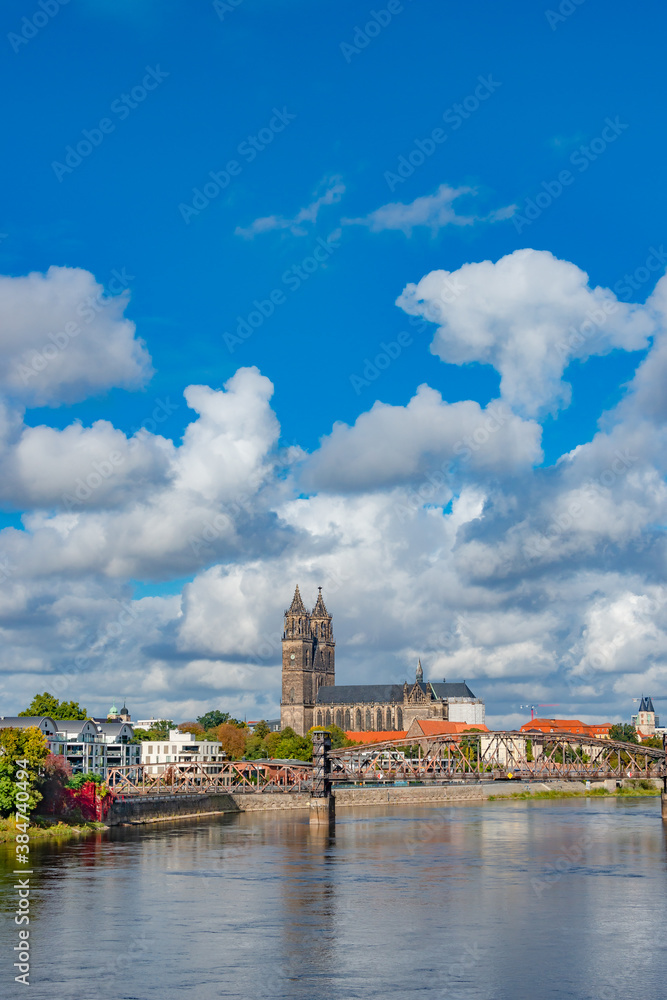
(0, 716, 140, 777)
(141, 729, 226, 775)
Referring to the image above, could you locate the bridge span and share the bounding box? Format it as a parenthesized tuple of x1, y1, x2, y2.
(107, 730, 667, 799)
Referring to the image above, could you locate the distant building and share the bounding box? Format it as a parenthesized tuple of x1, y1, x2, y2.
(280, 585, 486, 736)
(133, 718, 170, 731)
(106, 701, 131, 723)
(632, 696, 659, 737)
(141, 729, 225, 776)
(520, 718, 612, 739)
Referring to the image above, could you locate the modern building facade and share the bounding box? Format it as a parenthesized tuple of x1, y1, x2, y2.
(140, 729, 225, 776)
(280, 586, 486, 736)
(0, 716, 140, 776)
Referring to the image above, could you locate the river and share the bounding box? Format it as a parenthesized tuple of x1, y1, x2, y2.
(2, 797, 667, 999)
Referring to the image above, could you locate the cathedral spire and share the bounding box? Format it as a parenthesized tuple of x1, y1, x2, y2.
(416, 659, 423, 683)
(311, 586, 330, 619)
(287, 584, 308, 615)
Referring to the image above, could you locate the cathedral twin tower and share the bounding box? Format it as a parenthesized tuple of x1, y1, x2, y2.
(280, 585, 335, 734)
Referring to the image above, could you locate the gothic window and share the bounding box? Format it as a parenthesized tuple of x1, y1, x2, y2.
(386, 708, 392, 730)
(325, 710, 331, 726)
(344, 709, 351, 730)
(289, 687, 294, 704)
(335, 709, 342, 728)
(365, 709, 372, 729)
(376, 708, 382, 730)
(316, 711, 323, 726)
(355, 708, 362, 730)
(397, 708, 403, 730)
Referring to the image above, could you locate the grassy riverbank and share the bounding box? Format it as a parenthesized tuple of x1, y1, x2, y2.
(487, 783, 660, 802)
(0, 816, 106, 843)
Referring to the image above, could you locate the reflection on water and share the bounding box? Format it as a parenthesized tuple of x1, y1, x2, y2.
(2, 798, 667, 999)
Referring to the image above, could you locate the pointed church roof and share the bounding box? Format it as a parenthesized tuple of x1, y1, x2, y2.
(311, 587, 330, 618)
(416, 658, 423, 682)
(639, 695, 655, 713)
(287, 584, 308, 615)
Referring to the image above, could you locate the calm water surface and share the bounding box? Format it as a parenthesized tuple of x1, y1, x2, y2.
(2, 797, 666, 999)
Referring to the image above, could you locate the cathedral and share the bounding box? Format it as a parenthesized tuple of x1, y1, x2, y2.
(280, 585, 485, 736)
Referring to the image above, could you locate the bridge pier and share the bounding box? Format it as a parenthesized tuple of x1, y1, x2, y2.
(309, 794, 336, 828)
(311, 730, 335, 830)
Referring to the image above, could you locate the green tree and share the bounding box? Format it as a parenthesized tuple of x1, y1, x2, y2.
(252, 720, 270, 740)
(0, 726, 50, 817)
(19, 692, 87, 720)
(197, 710, 233, 729)
(131, 721, 174, 743)
(610, 724, 638, 744)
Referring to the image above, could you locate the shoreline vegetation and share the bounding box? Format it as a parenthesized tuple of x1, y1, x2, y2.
(0, 815, 106, 844)
(487, 782, 660, 801)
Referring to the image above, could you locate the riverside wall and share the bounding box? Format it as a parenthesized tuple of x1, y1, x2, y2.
(106, 792, 240, 826)
(105, 778, 653, 825)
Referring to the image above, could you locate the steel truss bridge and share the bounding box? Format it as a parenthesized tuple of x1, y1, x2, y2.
(106, 731, 667, 796)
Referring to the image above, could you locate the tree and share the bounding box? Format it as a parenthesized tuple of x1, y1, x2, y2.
(610, 724, 639, 744)
(0, 726, 50, 817)
(197, 710, 232, 729)
(252, 720, 270, 740)
(131, 721, 174, 743)
(216, 722, 249, 759)
(39, 754, 73, 815)
(19, 692, 87, 720)
(178, 722, 205, 738)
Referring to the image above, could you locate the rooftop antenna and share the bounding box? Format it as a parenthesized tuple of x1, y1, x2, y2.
(520, 704, 560, 721)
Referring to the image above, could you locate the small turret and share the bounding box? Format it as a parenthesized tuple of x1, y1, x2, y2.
(416, 659, 423, 683)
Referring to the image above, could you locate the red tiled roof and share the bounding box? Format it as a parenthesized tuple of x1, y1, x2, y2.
(344, 730, 407, 744)
(408, 719, 490, 736)
(521, 718, 612, 737)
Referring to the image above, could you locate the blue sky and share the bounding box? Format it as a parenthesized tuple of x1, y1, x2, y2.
(0, 0, 666, 726)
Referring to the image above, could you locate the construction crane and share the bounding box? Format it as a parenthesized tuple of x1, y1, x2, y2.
(520, 704, 560, 721)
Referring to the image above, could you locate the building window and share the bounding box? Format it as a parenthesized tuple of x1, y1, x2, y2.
(365, 709, 372, 729)
(335, 709, 342, 728)
(376, 709, 382, 730)
(397, 708, 403, 730)
(316, 711, 323, 726)
(355, 708, 362, 730)
(325, 710, 331, 726)
(386, 708, 392, 730)
(147, 745, 153, 754)
(344, 709, 351, 730)
(172, 746, 177, 754)
(163, 746, 169, 754)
